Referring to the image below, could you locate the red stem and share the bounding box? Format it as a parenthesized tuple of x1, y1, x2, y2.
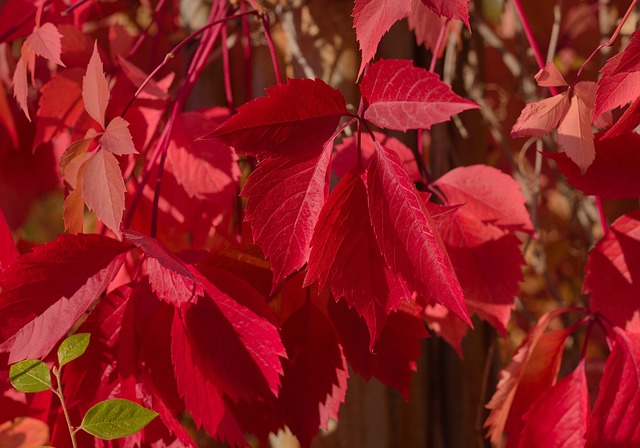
(262, 15, 283, 85)
(221, 24, 235, 111)
(61, 0, 91, 17)
(127, 0, 168, 58)
(240, 2, 253, 101)
(429, 19, 449, 73)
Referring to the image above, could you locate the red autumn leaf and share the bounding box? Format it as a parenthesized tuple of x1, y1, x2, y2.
(557, 81, 596, 173)
(511, 93, 570, 139)
(117, 55, 171, 101)
(0, 208, 17, 273)
(210, 78, 348, 157)
(583, 210, 640, 331)
(178, 268, 286, 401)
(0, 234, 130, 362)
(83, 41, 110, 129)
(408, 0, 445, 51)
(594, 29, 640, 119)
(602, 94, 640, 139)
(586, 329, 640, 446)
(165, 111, 240, 205)
(367, 144, 471, 325)
(306, 171, 410, 348)
(25, 22, 64, 67)
(12, 46, 32, 121)
(421, 0, 470, 28)
(277, 302, 348, 448)
(333, 131, 421, 182)
(98, 116, 137, 155)
(535, 62, 568, 88)
(518, 361, 589, 448)
(171, 311, 246, 447)
(81, 148, 126, 238)
(485, 309, 571, 446)
(432, 165, 534, 234)
(122, 230, 204, 306)
(360, 59, 478, 131)
(423, 303, 469, 356)
(329, 298, 428, 398)
(242, 142, 332, 289)
(352, 0, 412, 77)
(544, 132, 640, 199)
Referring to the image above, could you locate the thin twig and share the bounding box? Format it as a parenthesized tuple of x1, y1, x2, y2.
(52, 367, 78, 448)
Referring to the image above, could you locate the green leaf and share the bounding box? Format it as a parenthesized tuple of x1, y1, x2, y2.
(57, 333, 91, 367)
(9, 360, 51, 393)
(80, 398, 158, 440)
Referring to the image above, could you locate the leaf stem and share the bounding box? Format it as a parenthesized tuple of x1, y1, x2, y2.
(126, 0, 169, 58)
(262, 14, 283, 85)
(61, 0, 91, 17)
(512, 0, 559, 96)
(574, 0, 638, 83)
(429, 19, 449, 73)
(221, 23, 235, 111)
(52, 366, 79, 448)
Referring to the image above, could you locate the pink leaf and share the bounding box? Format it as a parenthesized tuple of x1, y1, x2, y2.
(211, 78, 347, 157)
(12, 47, 30, 121)
(424, 303, 469, 356)
(583, 210, 640, 331)
(242, 142, 332, 289)
(83, 41, 110, 129)
(333, 131, 421, 182)
(535, 62, 568, 87)
(367, 144, 471, 325)
(360, 59, 478, 131)
(277, 302, 348, 448)
(98, 116, 137, 155)
(306, 171, 410, 348)
(352, 0, 412, 78)
(587, 330, 640, 446)
(511, 92, 570, 138)
(519, 361, 589, 448)
(408, 0, 448, 52)
(0, 234, 129, 362)
(544, 132, 640, 199)
(557, 86, 596, 173)
(25, 22, 64, 67)
(432, 165, 534, 234)
(81, 149, 126, 238)
(122, 230, 204, 306)
(602, 94, 640, 138)
(421, 0, 470, 28)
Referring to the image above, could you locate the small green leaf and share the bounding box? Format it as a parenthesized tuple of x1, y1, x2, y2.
(80, 398, 158, 440)
(57, 333, 91, 367)
(9, 360, 51, 393)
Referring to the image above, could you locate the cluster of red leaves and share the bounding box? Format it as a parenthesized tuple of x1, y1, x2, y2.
(1, 0, 640, 447)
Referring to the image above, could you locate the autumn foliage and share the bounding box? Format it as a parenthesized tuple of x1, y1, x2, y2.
(1, 0, 640, 446)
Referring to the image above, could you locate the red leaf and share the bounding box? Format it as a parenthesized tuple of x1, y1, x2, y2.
(12, 46, 31, 121)
(368, 144, 471, 325)
(329, 298, 428, 398)
(0, 234, 130, 362)
(171, 311, 246, 446)
(333, 131, 421, 182)
(583, 210, 640, 330)
(25, 23, 64, 67)
(432, 165, 534, 234)
(0, 208, 17, 273)
(535, 62, 568, 88)
(166, 111, 240, 204)
(424, 303, 468, 356)
(586, 329, 640, 446)
(360, 59, 478, 131)
(306, 171, 410, 348)
(544, 132, 640, 199)
(122, 230, 204, 306)
(557, 82, 596, 173)
(518, 361, 589, 448)
(98, 116, 137, 155)
(179, 268, 286, 401)
(408, 0, 448, 52)
(485, 310, 571, 445)
(352, 0, 412, 77)
(421, 0, 469, 27)
(83, 41, 110, 129)
(243, 142, 332, 289)
(511, 92, 570, 139)
(277, 302, 348, 448)
(602, 94, 640, 139)
(211, 78, 347, 157)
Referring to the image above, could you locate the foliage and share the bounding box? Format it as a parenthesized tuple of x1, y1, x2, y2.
(1, 0, 640, 447)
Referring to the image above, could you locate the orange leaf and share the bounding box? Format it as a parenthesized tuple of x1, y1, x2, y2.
(99, 116, 137, 155)
(511, 92, 570, 138)
(557, 85, 596, 173)
(535, 62, 568, 87)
